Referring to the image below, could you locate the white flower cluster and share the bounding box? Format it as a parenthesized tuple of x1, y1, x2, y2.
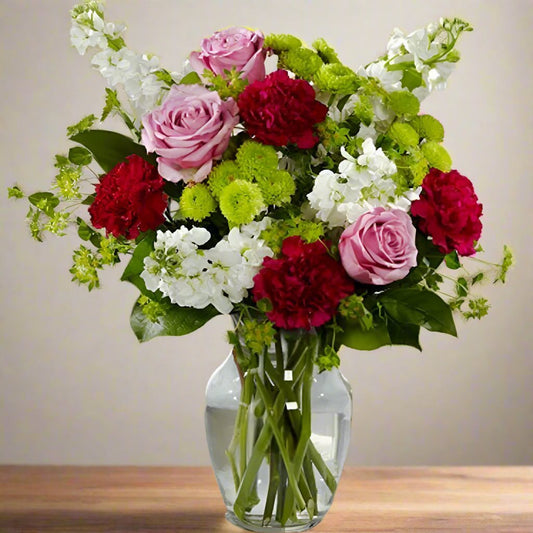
(70, 2, 166, 118)
(307, 138, 420, 228)
(359, 21, 456, 102)
(141, 221, 273, 314)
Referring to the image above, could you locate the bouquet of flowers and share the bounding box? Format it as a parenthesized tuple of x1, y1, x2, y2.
(9, 1, 513, 529)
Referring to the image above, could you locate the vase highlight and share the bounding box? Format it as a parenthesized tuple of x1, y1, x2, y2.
(205, 328, 352, 532)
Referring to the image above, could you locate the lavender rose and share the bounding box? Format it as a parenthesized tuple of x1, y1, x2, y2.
(141, 84, 239, 183)
(189, 27, 266, 84)
(339, 207, 418, 285)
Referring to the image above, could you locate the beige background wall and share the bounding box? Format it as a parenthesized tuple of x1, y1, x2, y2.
(1, 0, 532, 466)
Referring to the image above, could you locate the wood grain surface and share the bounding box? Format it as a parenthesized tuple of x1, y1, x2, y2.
(0, 466, 532, 532)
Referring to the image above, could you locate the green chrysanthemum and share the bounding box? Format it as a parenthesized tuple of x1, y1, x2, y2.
(410, 114, 445, 142)
(281, 47, 323, 79)
(388, 122, 420, 149)
(313, 63, 359, 94)
(180, 184, 216, 221)
(388, 90, 420, 118)
(236, 140, 279, 180)
(264, 33, 302, 51)
(260, 217, 325, 254)
(421, 141, 452, 172)
(312, 38, 340, 64)
(256, 170, 296, 206)
(208, 161, 243, 200)
(219, 180, 264, 226)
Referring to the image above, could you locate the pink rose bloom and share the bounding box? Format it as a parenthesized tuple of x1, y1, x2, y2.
(339, 207, 418, 285)
(141, 84, 239, 183)
(189, 27, 266, 84)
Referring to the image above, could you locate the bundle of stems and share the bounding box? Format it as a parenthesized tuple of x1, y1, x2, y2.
(226, 330, 337, 527)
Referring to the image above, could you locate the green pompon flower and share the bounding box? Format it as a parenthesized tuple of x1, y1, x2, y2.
(317, 345, 341, 372)
(236, 140, 279, 180)
(312, 38, 340, 64)
(313, 63, 359, 94)
(43, 212, 70, 236)
(410, 115, 445, 142)
(281, 47, 323, 79)
(260, 217, 325, 254)
(53, 165, 82, 200)
(99, 235, 132, 265)
(337, 294, 374, 330)
(70, 245, 102, 291)
(388, 122, 420, 149)
(396, 153, 429, 187)
(208, 161, 243, 199)
(180, 184, 216, 221)
(138, 295, 165, 323)
(387, 91, 420, 118)
(240, 319, 276, 356)
(421, 141, 452, 171)
(264, 33, 302, 51)
(256, 170, 296, 206)
(219, 180, 264, 226)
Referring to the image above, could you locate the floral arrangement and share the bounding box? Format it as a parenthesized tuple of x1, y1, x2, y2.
(9, 1, 513, 528)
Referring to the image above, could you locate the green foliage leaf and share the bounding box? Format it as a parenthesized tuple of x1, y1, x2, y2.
(70, 130, 156, 173)
(379, 287, 457, 336)
(180, 71, 202, 85)
(68, 146, 93, 166)
(445, 250, 461, 269)
(120, 231, 158, 297)
(28, 192, 59, 216)
(416, 231, 445, 269)
(386, 320, 421, 350)
(130, 298, 219, 342)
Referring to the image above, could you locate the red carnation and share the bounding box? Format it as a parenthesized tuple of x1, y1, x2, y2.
(252, 236, 353, 330)
(410, 168, 482, 256)
(238, 69, 328, 149)
(89, 154, 168, 240)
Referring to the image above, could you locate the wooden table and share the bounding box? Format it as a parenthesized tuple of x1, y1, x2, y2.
(0, 466, 532, 532)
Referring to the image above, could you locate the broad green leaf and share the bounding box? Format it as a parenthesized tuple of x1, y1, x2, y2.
(70, 130, 156, 173)
(386, 320, 421, 350)
(380, 288, 457, 336)
(445, 250, 461, 269)
(120, 231, 158, 299)
(130, 299, 219, 342)
(416, 232, 445, 269)
(68, 146, 92, 166)
(28, 192, 59, 215)
(339, 320, 391, 351)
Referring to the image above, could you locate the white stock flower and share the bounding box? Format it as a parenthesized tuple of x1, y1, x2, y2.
(141, 222, 273, 314)
(308, 139, 418, 228)
(358, 61, 403, 92)
(91, 48, 166, 116)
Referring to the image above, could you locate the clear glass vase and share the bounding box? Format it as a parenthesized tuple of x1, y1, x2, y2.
(205, 328, 352, 532)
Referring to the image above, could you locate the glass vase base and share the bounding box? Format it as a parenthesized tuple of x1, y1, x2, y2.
(225, 511, 324, 532)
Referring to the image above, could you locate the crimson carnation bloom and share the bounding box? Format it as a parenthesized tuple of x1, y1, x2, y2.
(252, 236, 353, 330)
(411, 168, 483, 256)
(238, 69, 328, 149)
(89, 154, 167, 240)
